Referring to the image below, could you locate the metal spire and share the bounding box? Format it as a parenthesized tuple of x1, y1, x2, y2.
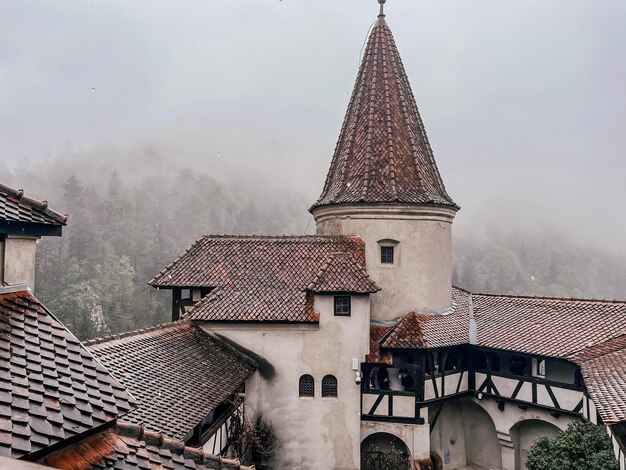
(378, 0, 386, 18)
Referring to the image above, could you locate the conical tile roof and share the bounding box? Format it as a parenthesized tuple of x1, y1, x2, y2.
(311, 16, 457, 212)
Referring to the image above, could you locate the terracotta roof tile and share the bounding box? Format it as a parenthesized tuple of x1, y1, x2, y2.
(0, 183, 68, 226)
(472, 293, 626, 358)
(561, 336, 626, 424)
(0, 286, 135, 459)
(366, 324, 392, 364)
(378, 287, 471, 350)
(86, 321, 256, 441)
(311, 18, 456, 212)
(40, 421, 255, 470)
(380, 312, 427, 349)
(150, 235, 369, 322)
(307, 252, 380, 294)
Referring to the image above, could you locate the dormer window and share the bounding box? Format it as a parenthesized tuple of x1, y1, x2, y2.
(334, 296, 351, 316)
(381, 246, 394, 264)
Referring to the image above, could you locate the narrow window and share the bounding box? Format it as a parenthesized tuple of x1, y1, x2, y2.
(536, 359, 546, 377)
(334, 296, 351, 316)
(322, 375, 337, 397)
(299, 374, 314, 398)
(381, 246, 395, 264)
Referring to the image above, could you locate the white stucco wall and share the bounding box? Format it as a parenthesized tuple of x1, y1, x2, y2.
(432, 396, 577, 470)
(201, 294, 371, 469)
(510, 420, 560, 470)
(313, 204, 456, 321)
(2, 236, 37, 289)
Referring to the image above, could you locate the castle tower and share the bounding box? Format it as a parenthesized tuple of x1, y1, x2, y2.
(311, 3, 459, 321)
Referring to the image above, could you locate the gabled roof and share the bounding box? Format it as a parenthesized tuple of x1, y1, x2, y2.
(307, 252, 380, 294)
(380, 312, 427, 349)
(573, 335, 626, 424)
(0, 286, 135, 459)
(311, 17, 457, 212)
(376, 287, 471, 352)
(86, 321, 256, 441)
(0, 183, 68, 228)
(151, 235, 371, 323)
(40, 421, 255, 470)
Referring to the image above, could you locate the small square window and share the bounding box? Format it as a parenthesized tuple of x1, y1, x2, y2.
(381, 246, 394, 264)
(334, 296, 351, 316)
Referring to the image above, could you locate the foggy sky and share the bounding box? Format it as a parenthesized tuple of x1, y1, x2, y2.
(1, 0, 625, 251)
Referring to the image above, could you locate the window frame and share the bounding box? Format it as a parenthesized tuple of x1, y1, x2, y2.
(377, 239, 400, 267)
(380, 245, 395, 264)
(321, 375, 338, 398)
(299, 374, 315, 398)
(334, 295, 351, 316)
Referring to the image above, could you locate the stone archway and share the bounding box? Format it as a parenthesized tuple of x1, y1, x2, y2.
(361, 432, 411, 470)
(510, 420, 561, 470)
(461, 399, 503, 469)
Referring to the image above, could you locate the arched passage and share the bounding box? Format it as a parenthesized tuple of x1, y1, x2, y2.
(461, 399, 503, 469)
(361, 432, 411, 470)
(510, 420, 561, 470)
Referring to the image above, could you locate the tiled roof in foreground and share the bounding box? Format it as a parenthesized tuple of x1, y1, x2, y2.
(0, 286, 135, 459)
(310, 17, 457, 212)
(40, 421, 254, 470)
(0, 183, 68, 226)
(86, 321, 256, 441)
(151, 235, 369, 322)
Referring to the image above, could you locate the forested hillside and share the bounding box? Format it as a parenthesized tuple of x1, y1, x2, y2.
(3, 156, 626, 340)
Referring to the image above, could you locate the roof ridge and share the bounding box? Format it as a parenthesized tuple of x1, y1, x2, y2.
(199, 234, 362, 240)
(148, 235, 207, 286)
(380, 310, 428, 349)
(84, 319, 191, 346)
(571, 333, 626, 361)
(114, 421, 255, 469)
(184, 287, 221, 318)
(199, 328, 260, 370)
(473, 291, 626, 305)
(0, 182, 69, 224)
(306, 253, 337, 291)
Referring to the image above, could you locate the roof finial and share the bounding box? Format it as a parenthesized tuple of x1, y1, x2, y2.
(378, 0, 386, 18)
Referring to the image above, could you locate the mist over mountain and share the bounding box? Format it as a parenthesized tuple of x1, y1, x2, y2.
(3, 148, 625, 340)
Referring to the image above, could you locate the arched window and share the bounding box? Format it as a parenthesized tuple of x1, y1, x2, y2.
(299, 374, 314, 398)
(322, 375, 338, 397)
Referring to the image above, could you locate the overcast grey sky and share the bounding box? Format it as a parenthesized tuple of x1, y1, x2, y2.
(1, 0, 625, 249)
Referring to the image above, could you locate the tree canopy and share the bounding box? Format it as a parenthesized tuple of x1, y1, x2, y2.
(526, 421, 618, 470)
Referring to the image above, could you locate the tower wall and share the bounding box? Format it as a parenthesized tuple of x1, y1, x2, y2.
(314, 204, 456, 321)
